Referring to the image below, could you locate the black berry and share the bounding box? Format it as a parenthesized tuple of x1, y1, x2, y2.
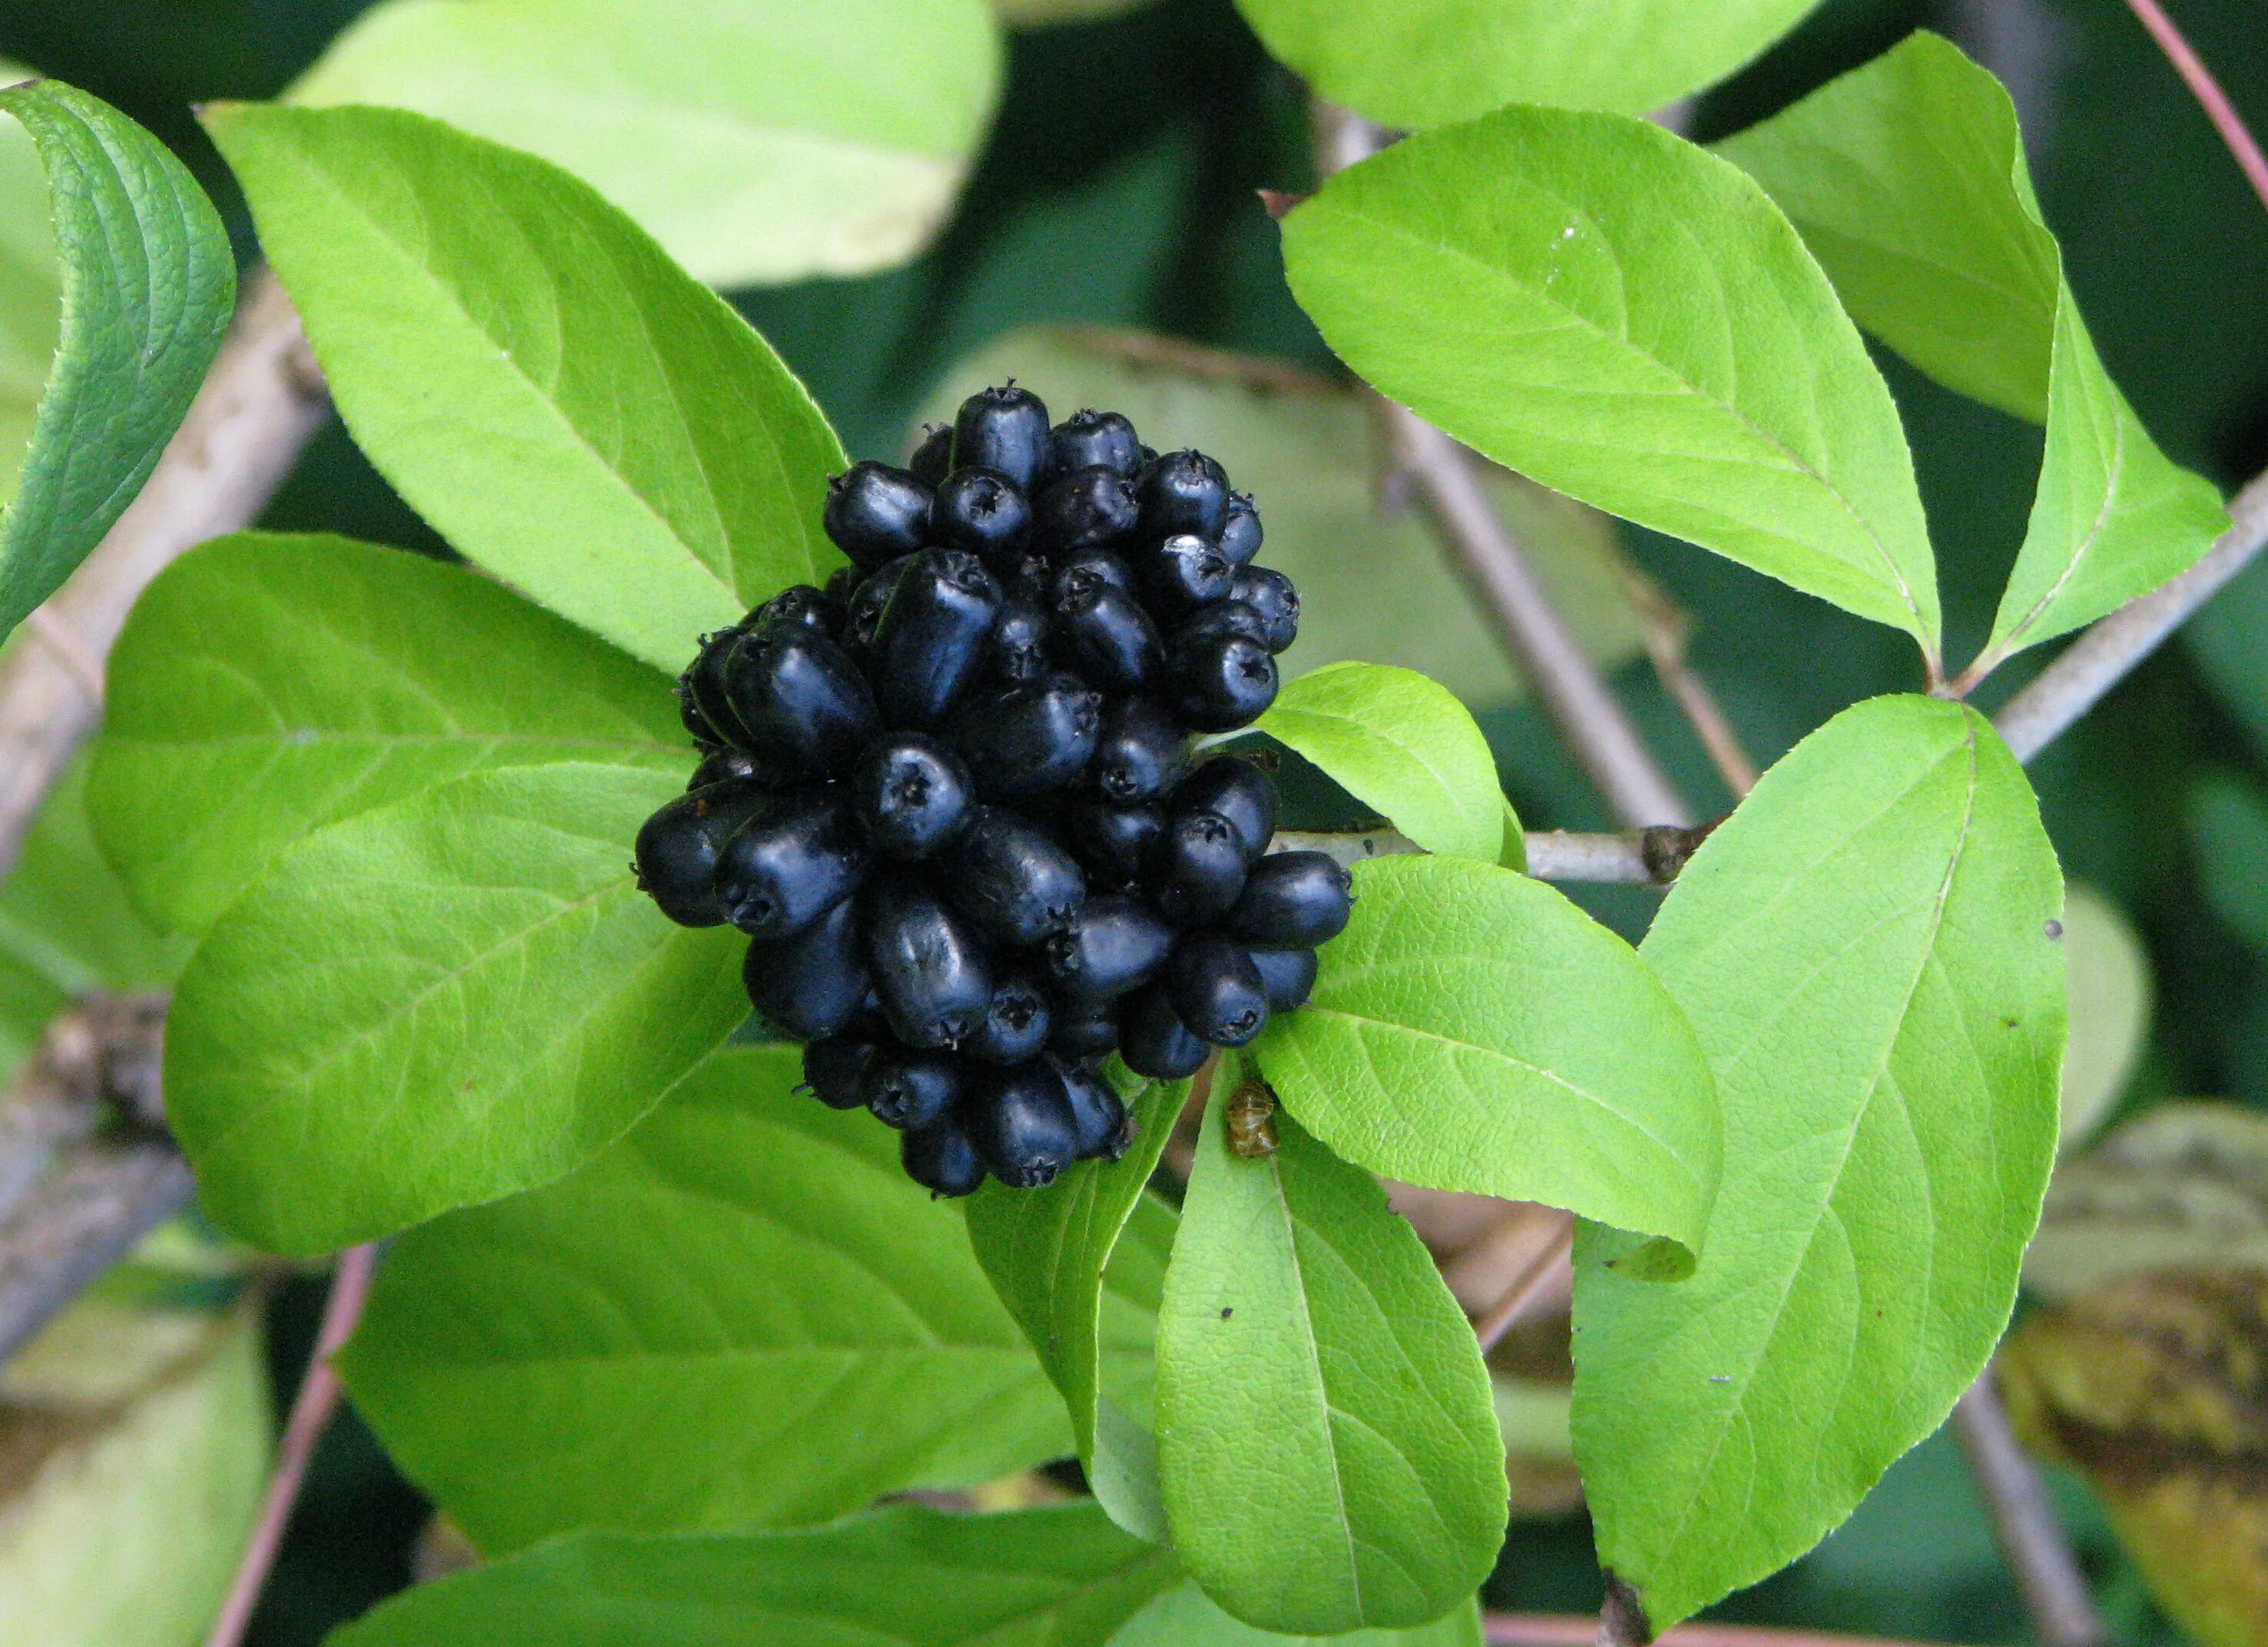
(1228, 566, 1300, 653)
(1118, 985, 1210, 1081)
(872, 550, 1001, 729)
(954, 385, 1052, 493)
(931, 467, 1032, 566)
(1219, 492, 1263, 566)
(1174, 757, 1278, 863)
(825, 462, 932, 571)
(862, 1049, 963, 1131)
(851, 733, 972, 861)
(750, 583, 834, 637)
(635, 779, 772, 928)
(1167, 929, 1270, 1047)
(802, 1034, 876, 1110)
(948, 807, 1087, 946)
(965, 973, 1053, 1067)
(1248, 946, 1319, 1011)
(689, 747, 762, 791)
(908, 423, 954, 487)
(1061, 795, 1164, 887)
(1059, 1061, 1132, 1161)
(968, 1061, 1081, 1188)
(1226, 852, 1353, 948)
(744, 896, 870, 1041)
(985, 594, 1051, 686)
(1033, 466, 1138, 554)
(1048, 996, 1121, 1061)
(1135, 450, 1230, 539)
(1051, 410, 1142, 479)
(1046, 894, 1175, 1001)
(1140, 533, 1235, 616)
(945, 674, 1102, 797)
(902, 1111, 986, 1197)
(1051, 583, 1161, 694)
(1147, 810, 1247, 927)
(863, 875, 994, 1049)
(725, 625, 880, 775)
(1050, 549, 1135, 603)
(714, 789, 868, 938)
(1091, 697, 1185, 802)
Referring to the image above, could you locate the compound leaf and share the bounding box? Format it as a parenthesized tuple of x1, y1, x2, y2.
(1283, 107, 1941, 661)
(165, 763, 746, 1255)
(1717, 32, 2224, 666)
(343, 1045, 1079, 1551)
(965, 1075, 1187, 1542)
(1256, 662, 1503, 864)
(1156, 1080, 1504, 1635)
(1256, 855, 1718, 1273)
(0, 80, 233, 642)
(1574, 694, 2064, 1630)
(330, 1502, 1181, 1647)
(204, 101, 845, 675)
(1232, 0, 1821, 126)
(88, 533, 686, 937)
(287, 0, 1001, 290)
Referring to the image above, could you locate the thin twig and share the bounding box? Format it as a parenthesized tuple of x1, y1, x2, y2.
(1952, 1371, 2110, 1647)
(2120, 0, 2268, 218)
(203, 1243, 380, 1647)
(0, 1137, 192, 1364)
(1622, 576, 1758, 797)
(1472, 1210, 1575, 1354)
(0, 267, 327, 885)
(1484, 1615, 1960, 1647)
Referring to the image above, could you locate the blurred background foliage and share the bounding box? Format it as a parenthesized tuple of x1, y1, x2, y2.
(0, 0, 2261, 1642)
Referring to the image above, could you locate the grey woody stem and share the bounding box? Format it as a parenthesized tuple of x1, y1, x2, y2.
(1952, 1372, 2110, 1647)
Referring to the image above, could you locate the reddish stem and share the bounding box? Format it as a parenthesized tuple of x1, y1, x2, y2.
(2121, 0, 2268, 218)
(204, 1244, 380, 1647)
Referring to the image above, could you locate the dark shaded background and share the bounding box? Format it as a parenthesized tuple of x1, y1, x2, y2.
(2, 1, 2260, 1640)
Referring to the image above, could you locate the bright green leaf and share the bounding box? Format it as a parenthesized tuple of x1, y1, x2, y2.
(1256, 855, 1718, 1273)
(88, 532, 687, 938)
(1576, 695, 2065, 1630)
(1716, 32, 2225, 665)
(2057, 884, 2150, 1151)
(1283, 108, 1941, 660)
(921, 327, 1646, 710)
(966, 1075, 1187, 1542)
(1111, 1583, 1484, 1647)
(1157, 1079, 1504, 1635)
(204, 102, 845, 675)
(0, 754, 188, 1084)
(0, 65, 61, 510)
(342, 1045, 1079, 1551)
(1232, 0, 1821, 125)
(330, 1503, 1182, 1647)
(287, 0, 1001, 290)
(164, 764, 746, 1255)
(1255, 662, 1503, 863)
(0, 81, 234, 643)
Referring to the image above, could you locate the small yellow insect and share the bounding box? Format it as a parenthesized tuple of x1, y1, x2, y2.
(1225, 1079, 1279, 1159)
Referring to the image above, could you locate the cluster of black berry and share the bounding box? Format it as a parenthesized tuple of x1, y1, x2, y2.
(633, 385, 1352, 1197)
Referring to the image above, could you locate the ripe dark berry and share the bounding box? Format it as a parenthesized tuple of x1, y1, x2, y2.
(1048, 996, 1121, 1061)
(948, 807, 1087, 946)
(851, 733, 973, 861)
(1050, 549, 1135, 603)
(1147, 810, 1247, 926)
(902, 1112, 985, 1198)
(1141, 534, 1235, 616)
(1046, 895, 1175, 1001)
(1167, 930, 1270, 1047)
(862, 1049, 963, 1131)
(825, 461, 932, 571)
(1249, 947, 1319, 1011)
(945, 674, 1102, 798)
(1061, 795, 1163, 887)
(1219, 492, 1263, 566)
(1059, 1061, 1132, 1161)
(842, 555, 916, 660)
(688, 746, 761, 792)
(1050, 583, 1161, 694)
(908, 423, 954, 487)
(1119, 985, 1210, 1081)
(725, 625, 880, 774)
(1033, 466, 1138, 554)
(968, 1061, 1081, 1188)
(1229, 566, 1300, 653)
(985, 595, 1051, 686)
(931, 467, 1032, 566)
(635, 779, 772, 927)
(954, 385, 1052, 493)
(1167, 632, 1278, 732)
(744, 896, 870, 1041)
(872, 550, 1001, 729)
(714, 789, 868, 938)
(1173, 757, 1278, 863)
(1051, 410, 1142, 479)
(1227, 852, 1353, 948)
(863, 874, 995, 1049)
(1135, 450, 1230, 539)
(1171, 599, 1270, 654)
(679, 628, 748, 748)
(965, 973, 1052, 1067)
(802, 1034, 876, 1111)
(750, 583, 833, 636)
(1090, 698, 1185, 803)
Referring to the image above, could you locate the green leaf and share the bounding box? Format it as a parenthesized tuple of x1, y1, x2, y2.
(1715, 32, 2225, 665)
(1283, 107, 1941, 662)
(1230, 0, 1820, 126)
(329, 1503, 1182, 1647)
(2057, 884, 2150, 1151)
(0, 81, 234, 643)
(164, 764, 746, 1255)
(204, 102, 845, 675)
(965, 1075, 1187, 1542)
(1254, 663, 1503, 863)
(287, 0, 1001, 291)
(1111, 1583, 1484, 1647)
(0, 65, 61, 510)
(920, 327, 1645, 711)
(88, 532, 687, 938)
(1156, 1077, 1505, 1635)
(0, 753, 188, 1084)
(342, 1045, 1079, 1551)
(1575, 694, 2065, 1629)
(1255, 855, 1718, 1273)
